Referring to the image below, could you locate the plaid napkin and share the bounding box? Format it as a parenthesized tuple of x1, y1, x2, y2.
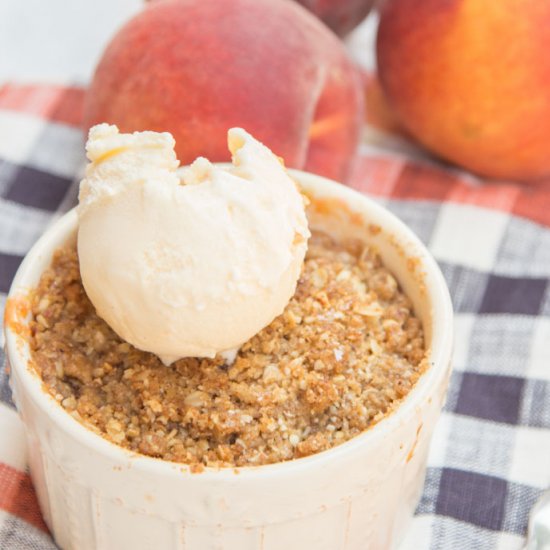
(0, 82, 549, 550)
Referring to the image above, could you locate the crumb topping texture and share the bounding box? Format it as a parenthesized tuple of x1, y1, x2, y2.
(29, 231, 427, 469)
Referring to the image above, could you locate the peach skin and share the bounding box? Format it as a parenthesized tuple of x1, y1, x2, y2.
(294, 0, 374, 37)
(84, 0, 364, 182)
(377, 0, 550, 182)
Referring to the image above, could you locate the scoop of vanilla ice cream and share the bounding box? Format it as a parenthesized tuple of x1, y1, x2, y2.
(78, 124, 310, 364)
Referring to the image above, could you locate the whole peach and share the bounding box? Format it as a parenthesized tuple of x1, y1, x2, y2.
(377, 0, 550, 182)
(294, 0, 375, 36)
(84, 0, 363, 182)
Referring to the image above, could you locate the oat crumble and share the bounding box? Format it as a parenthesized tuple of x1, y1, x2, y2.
(29, 230, 427, 469)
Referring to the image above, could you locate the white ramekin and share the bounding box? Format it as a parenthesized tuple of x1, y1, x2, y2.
(4, 170, 453, 550)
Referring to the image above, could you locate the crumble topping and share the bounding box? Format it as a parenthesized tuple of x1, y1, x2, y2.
(29, 230, 427, 469)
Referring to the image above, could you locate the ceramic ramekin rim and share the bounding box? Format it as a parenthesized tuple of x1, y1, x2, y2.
(4, 168, 454, 481)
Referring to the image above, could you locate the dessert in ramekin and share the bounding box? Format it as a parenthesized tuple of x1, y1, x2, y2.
(5, 168, 453, 550)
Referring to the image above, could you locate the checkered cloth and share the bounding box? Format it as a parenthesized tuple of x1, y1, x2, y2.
(0, 83, 549, 550)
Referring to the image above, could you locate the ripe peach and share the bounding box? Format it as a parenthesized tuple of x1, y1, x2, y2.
(362, 71, 403, 136)
(84, 0, 363, 182)
(294, 0, 374, 37)
(377, 0, 550, 182)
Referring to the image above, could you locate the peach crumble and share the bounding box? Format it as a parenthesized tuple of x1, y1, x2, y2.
(29, 230, 427, 469)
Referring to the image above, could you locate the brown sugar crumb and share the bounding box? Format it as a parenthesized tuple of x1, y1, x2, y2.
(29, 230, 427, 468)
